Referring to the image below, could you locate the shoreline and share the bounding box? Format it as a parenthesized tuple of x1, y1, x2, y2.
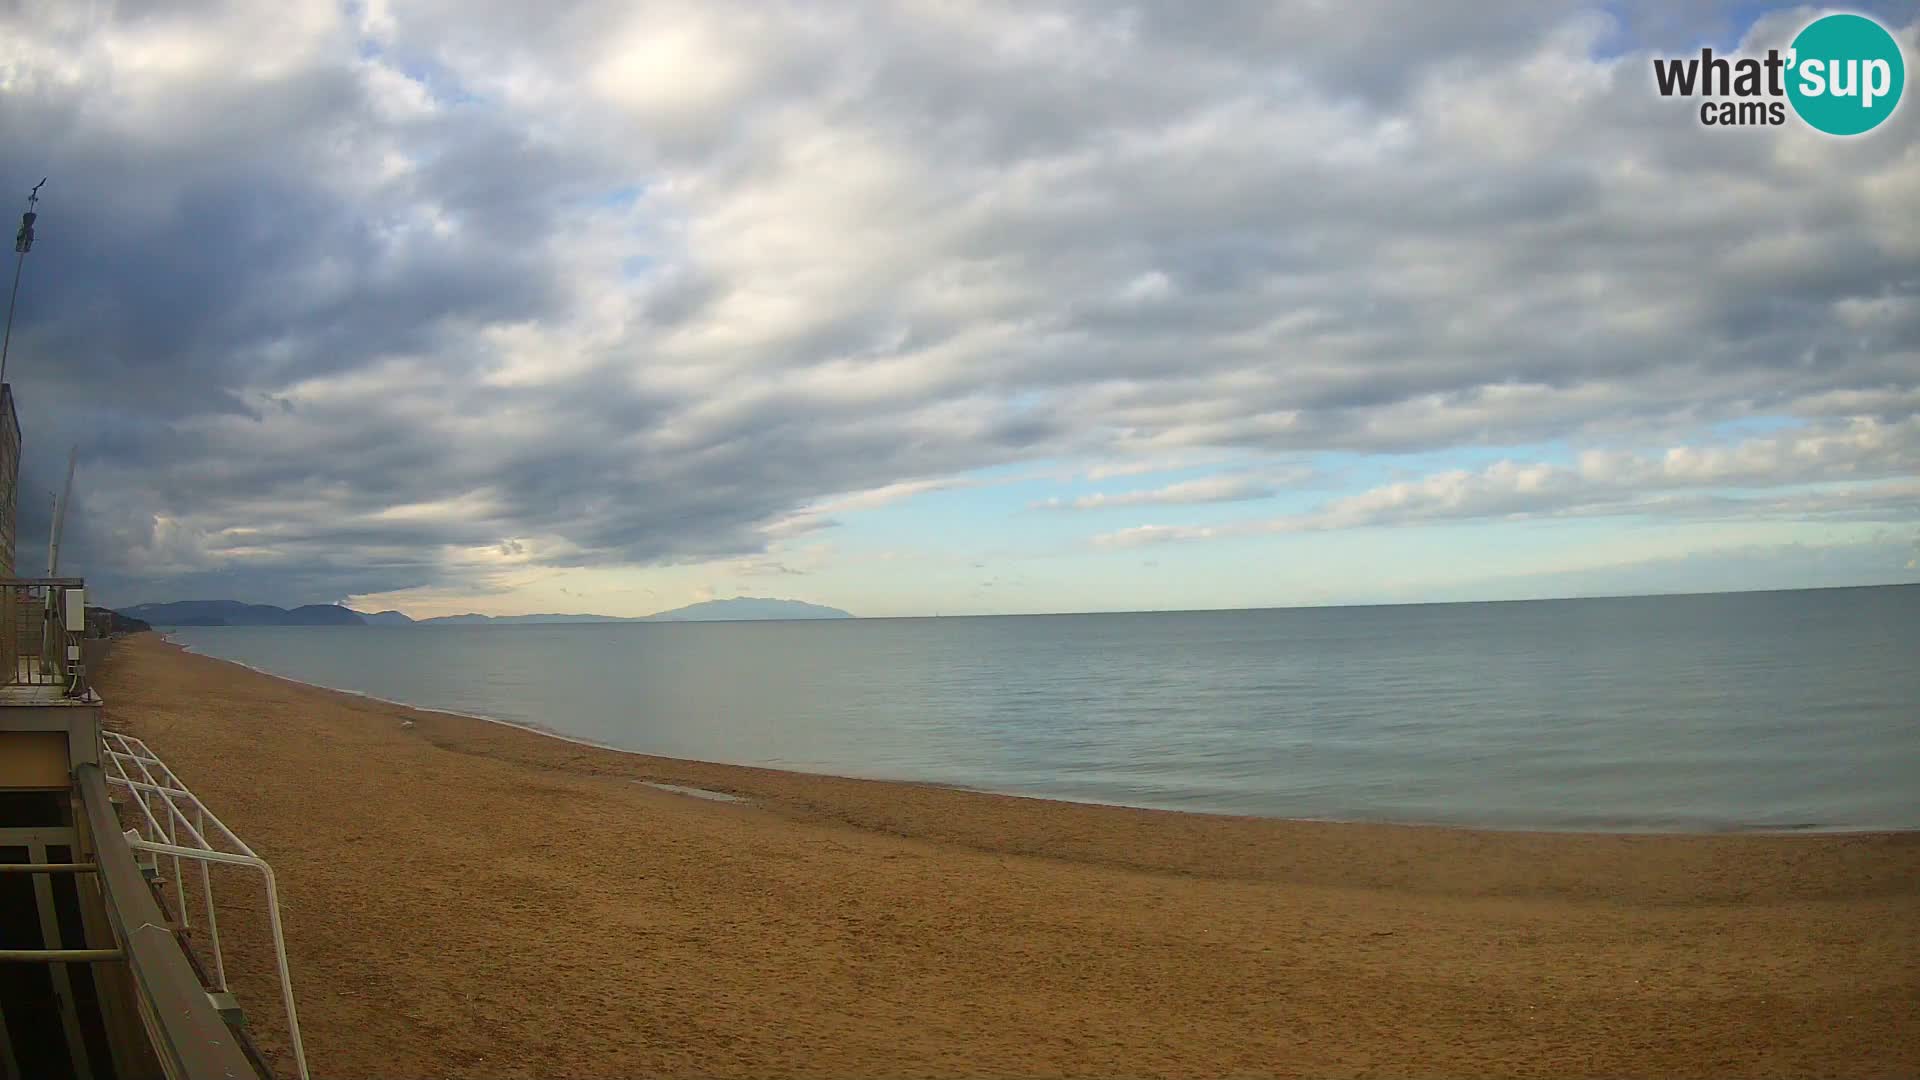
(98, 631, 1920, 1079)
(158, 630, 1910, 838)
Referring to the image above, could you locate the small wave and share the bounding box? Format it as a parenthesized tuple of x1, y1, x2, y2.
(636, 782, 747, 803)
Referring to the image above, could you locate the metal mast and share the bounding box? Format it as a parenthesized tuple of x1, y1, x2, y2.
(48, 444, 75, 576)
(1, 178, 47, 387)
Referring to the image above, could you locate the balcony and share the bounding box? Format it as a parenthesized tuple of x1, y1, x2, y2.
(0, 578, 96, 705)
(1, 588, 276, 1078)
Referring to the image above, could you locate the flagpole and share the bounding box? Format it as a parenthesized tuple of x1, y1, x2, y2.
(48, 445, 75, 576)
(1, 179, 47, 388)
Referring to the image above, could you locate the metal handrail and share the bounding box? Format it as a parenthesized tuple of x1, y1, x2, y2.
(100, 731, 310, 1080)
(74, 764, 260, 1080)
(0, 947, 124, 962)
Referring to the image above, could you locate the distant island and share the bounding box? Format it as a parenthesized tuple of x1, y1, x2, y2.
(115, 600, 367, 626)
(639, 598, 852, 622)
(115, 596, 853, 627)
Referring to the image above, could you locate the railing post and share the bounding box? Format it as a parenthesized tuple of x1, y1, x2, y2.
(197, 805, 225, 992)
(98, 733, 310, 1080)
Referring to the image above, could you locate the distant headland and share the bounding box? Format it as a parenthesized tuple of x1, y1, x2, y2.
(116, 596, 854, 627)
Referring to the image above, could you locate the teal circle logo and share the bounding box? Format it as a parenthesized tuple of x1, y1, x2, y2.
(1787, 14, 1905, 136)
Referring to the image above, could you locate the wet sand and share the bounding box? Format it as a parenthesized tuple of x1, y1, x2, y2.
(96, 632, 1918, 1078)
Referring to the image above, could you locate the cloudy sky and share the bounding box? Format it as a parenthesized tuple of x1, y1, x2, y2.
(0, 1, 1915, 617)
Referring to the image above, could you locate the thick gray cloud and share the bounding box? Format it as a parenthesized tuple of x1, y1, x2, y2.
(0, 1, 1914, 607)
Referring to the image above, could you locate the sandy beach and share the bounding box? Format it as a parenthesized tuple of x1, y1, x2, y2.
(95, 632, 1918, 1079)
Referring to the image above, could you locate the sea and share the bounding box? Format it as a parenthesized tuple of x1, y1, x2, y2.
(161, 585, 1920, 832)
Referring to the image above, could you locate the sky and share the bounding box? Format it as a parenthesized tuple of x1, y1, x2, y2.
(0, 0, 1915, 618)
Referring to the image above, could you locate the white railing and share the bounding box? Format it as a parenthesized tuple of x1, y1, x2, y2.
(1, 575, 91, 695)
(100, 730, 310, 1080)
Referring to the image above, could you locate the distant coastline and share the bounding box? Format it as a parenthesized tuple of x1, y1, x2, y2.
(116, 595, 854, 627)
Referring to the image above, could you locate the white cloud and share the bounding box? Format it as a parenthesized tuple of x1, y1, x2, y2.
(1095, 418, 1920, 545)
(1093, 524, 1223, 549)
(1117, 271, 1175, 305)
(1039, 474, 1285, 510)
(811, 478, 972, 514)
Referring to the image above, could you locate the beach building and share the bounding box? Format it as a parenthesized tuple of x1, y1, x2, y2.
(0, 381, 300, 1079)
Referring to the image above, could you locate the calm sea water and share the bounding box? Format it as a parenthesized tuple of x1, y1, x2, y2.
(162, 586, 1919, 831)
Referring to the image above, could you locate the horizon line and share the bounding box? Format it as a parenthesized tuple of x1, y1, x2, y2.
(119, 580, 1918, 624)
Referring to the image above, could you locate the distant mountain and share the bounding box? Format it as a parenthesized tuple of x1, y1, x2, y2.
(411, 613, 632, 626)
(117, 601, 365, 627)
(86, 606, 151, 635)
(285, 604, 363, 625)
(126, 597, 853, 627)
(642, 597, 852, 622)
(416, 599, 853, 623)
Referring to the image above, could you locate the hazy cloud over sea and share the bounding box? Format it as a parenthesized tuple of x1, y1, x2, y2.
(0, 1, 1914, 614)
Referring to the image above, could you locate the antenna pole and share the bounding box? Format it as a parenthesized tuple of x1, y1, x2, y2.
(1, 253, 25, 388)
(49, 445, 75, 576)
(2, 179, 47, 387)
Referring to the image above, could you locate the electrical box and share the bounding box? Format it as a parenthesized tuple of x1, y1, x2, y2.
(65, 586, 86, 630)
